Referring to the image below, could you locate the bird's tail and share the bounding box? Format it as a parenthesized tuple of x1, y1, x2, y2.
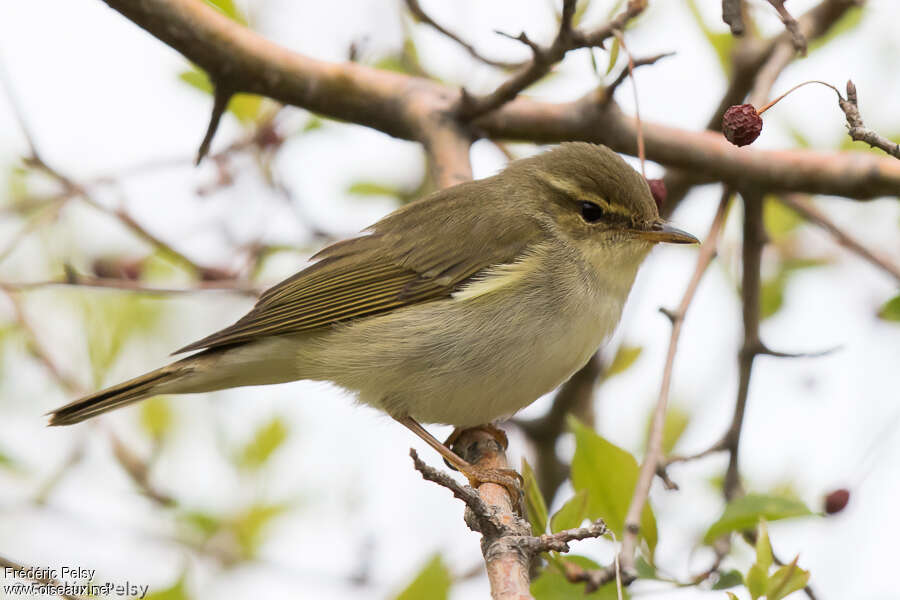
(47, 363, 189, 426)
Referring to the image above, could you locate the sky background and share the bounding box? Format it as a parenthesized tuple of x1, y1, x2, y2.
(0, 0, 898, 599)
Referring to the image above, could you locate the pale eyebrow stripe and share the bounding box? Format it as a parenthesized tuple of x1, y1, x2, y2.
(534, 171, 631, 218)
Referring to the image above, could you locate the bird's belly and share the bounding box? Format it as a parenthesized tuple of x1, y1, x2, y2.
(305, 278, 625, 427)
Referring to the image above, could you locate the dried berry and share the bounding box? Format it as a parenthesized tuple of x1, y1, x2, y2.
(824, 488, 850, 514)
(646, 178, 667, 213)
(722, 104, 763, 147)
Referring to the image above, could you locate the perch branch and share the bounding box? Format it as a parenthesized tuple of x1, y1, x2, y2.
(411, 448, 608, 600)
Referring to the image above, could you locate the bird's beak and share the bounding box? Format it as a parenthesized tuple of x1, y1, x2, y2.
(633, 220, 699, 244)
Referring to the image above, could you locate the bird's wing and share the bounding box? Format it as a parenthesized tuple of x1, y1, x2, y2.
(175, 184, 544, 354)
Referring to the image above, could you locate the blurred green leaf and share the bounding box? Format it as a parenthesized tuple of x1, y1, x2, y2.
(755, 519, 773, 571)
(0, 448, 19, 472)
(764, 198, 803, 240)
(726, 594, 740, 600)
(80, 294, 165, 386)
(703, 494, 814, 544)
(634, 556, 658, 580)
(746, 563, 768, 600)
(550, 489, 589, 533)
(375, 36, 425, 77)
(787, 128, 811, 149)
(571, 0, 592, 28)
(203, 0, 248, 26)
(685, 0, 735, 75)
(144, 573, 191, 600)
(394, 554, 452, 600)
(878, 295, 900, 322)
(140, 396, 173, 441)
(180, 510, 222, 538)
(569, 417, 657, 555)
(178, 67, 263, 124)
(808, 6, 864, 54)
(6, 165, 28, 204)
(238, 417, 288, 470)
(713, 569, 744, 590)
(606, 37, 620, 75)
(522, 458, 549, 535)
(606, 345, 642, 378)
(531, 555, 625, 599)
(840, 131, 900, 154)
(232, 503, 288, 559)
(644, 404, 690, 455)
(767, 558, 810, 600)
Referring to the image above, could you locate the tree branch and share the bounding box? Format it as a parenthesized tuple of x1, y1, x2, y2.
(839, 80, 900, 159)
(457, 0, 647, 120)
(410, 448, 609, 600)
(95, 0, 898, 199)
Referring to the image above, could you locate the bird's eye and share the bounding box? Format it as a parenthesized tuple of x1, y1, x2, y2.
(580, 201, 604, 223)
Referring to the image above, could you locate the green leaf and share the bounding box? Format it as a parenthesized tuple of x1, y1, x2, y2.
(531, 555, 625, 600)
(685, 0, 735, 75)
(764, 198, 803, 240)
(178, 67, 263, 124)
(808, 6, 864, 54)
(767, 558, 810, 600)
(140, 396, 173, 441)
(746, 563, 768, 600)
(549, 489, 589, 533)
(394, 554, 452, 600)
(144, 573, 191, 600)
(755, 520, 773, 571)
(703, 494, 814, 544)
(713, 569, 744, 590)
(606, 37, 620, 75)
(203, 0, 248, 26)
(79, 293, 165, 386)
(878, 295, 900, 322)
(231, 503, 288, 559)
(238, 417, 288, 470)
(522, 458, 549, 535)
(726, 594, 739, 600)
(0, 449, 19, 472)
(644, 404, 690, 455)
(179, 510, 222, 538)
(568, 417, 658, 555)
(606, 345, 642, 378)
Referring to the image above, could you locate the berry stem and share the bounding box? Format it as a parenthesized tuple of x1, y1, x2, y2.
(756, 80, 841, 115)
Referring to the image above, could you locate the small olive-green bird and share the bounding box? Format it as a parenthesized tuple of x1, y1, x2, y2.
(49, 143, 696, 473)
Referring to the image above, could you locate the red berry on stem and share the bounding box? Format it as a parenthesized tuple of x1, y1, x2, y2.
(824, 488, 850, 514)
(722, 103, 763, 147)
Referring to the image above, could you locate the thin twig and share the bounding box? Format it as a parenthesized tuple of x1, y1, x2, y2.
(619, 189, 732, 574)
(403, 0, 524, 70)
(602, 52, 675, 104)
(722, 0, 746, 36)
(766, 0, 808, 55)
(780, 194, 900, 282)
(839, 80, 900, 159)
(612, 30, 645, 176)
(457, 0, 647, 119)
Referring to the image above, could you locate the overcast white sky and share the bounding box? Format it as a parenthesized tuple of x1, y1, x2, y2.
(1, 1, 899, 599)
